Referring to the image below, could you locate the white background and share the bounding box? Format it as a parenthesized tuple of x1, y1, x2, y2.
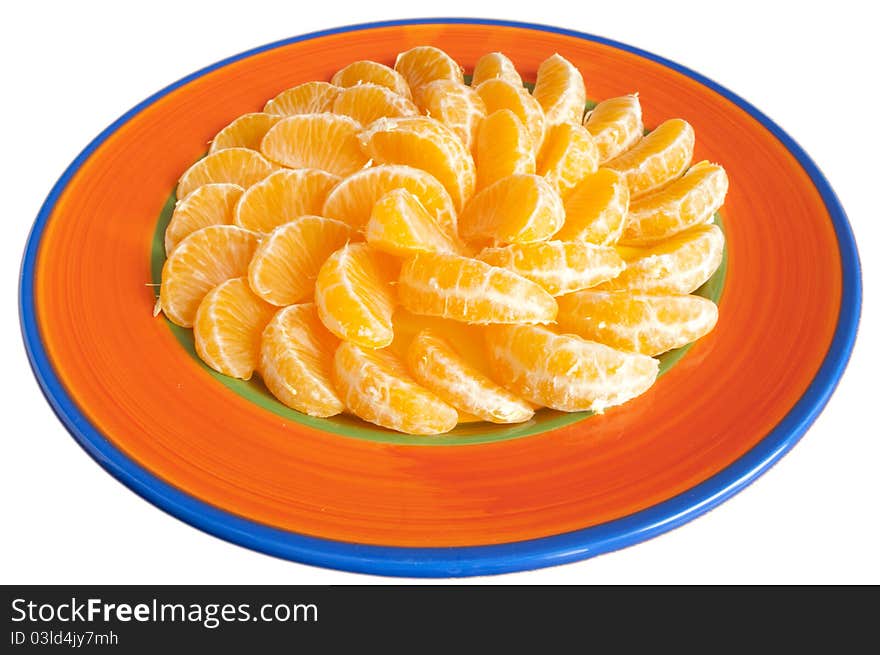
(2, 0, 877, 584)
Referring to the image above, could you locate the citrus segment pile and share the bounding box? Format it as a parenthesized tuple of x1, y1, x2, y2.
(156, 46, 728, 435)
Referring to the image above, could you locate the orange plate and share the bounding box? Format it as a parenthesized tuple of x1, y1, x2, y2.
(20, 20, 861, 577)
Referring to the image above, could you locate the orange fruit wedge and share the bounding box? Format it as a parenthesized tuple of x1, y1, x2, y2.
(471, 52, 523, 87)
(598, 223, 724, 294)
(620, 161, 729, 245)
(477, 240, 625, 296)
(536, 121, 599, 197)
(459, 174, 564, 245)
(177, 148, 275, 200)
(557, 290, 719, 357)
(485, 324, 659, 413)
(260, 113, 369, 177)
(358, 116, 476, 212)
(193, 277, 275, 379)
(419, 79, 487, 152)
(209, 113, 281, 153)
(333, 341, 458, 435)
(164, 183, 243, 255)
(331, 60, 412, 100)
(157, 225, 259, 328)
(475, 109, 535, 191)
(332, 83, 418, 125)
(248, 215, 352, 306)
(365, 189, 460, 257)
(584, 95, 644, 163)
(398, 252, 557, 324)
(388, 308, 488, 370)
(322, 164, 457, 235)
(394, 46, 464, 104)
(315, 243, 398, 349)
(263, 81, 341, 116)
(476, 78, 546, 152)
(233, 168, 340, 233)
(605, 118, 695, 198)
(556, 168, 630, 244)
(532, 53, 587, 126)
(259, 303, 343, 417)
(406, 329, 534, 424)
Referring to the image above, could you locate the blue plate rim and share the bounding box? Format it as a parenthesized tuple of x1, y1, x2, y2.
(19, 17, 862, 577)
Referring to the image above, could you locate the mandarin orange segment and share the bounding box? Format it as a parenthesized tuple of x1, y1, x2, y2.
(233, 168, 340, 233)
(177, 148, 275, 200)
(557, 290, 719, 357)
(209, 113, 281, 153)
(620, 161, 729, 245)
(605, 118, 695, 198)
(556, 168, 630, 244)
(333, 341, 458, 435)
(419, 79, 487, 152)
(260, 113, 369, 177)
(331, 60, 413, 99)
(332, 83, 419, 125)
(394, 46, 464, 104)
(459, 174, 564, 245)
(388, 308, 489, 372)
(358, 116, 476, 213)
(193, 277, 276, 379)
(315, 243, 398, 349)
(398, 252, 557, 324)
(532, 54, 588, 126)
(248, 216, 352, 306)
(263, 81, 340, 116)
(584, 95, 644, 163)
(598, 223, 724, 294)
(365, 189, 459, 257)
(322, 164, 457, 235)
(536, 121, 600, 197)
(259, 303, 343, 417)
(164, 183, 243, 255)
(475, 109, 535, 191)
(476, 78, 546, 152)
(471, 52, 523, 87)
(477, 240, 624, 296)
(485, 324, 659, 413)
(157, 225, 259, 328)
(406, 329, 534, 424)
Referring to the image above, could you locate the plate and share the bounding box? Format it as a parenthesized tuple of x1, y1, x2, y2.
(20, 19, 861, 577)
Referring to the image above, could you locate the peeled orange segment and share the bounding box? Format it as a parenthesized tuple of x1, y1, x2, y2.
(333, 341, 458, 435)
(475, 109, 535, 191)
(233, 168, 340, 233)
(419, 79, 487, 152)
(394, 46, 464, 104)
(331, 60, 413, 100)
(164, 183, 243, 255)
(177, 148, 275, 200)
(209, 113, 281, 153)
(598, 223, 725, 294)
(536, 121, 600, 197)
(358, 116, 476, 213)
(556, 168, 630, 245)
(331, 83, 419, 125)
(532, 53, 588, 126)
(193, 277, 275, 379)
(260, 113, 369, 177)
(605, 118, 695, 198)
(471, 52, 523, 87)
(477, 240, 625, 296)
(583, 95, 644, 163)
(476, 78, 546, 152)
(315, 243, 398, 349)
(259, 303, 343, 417)
(388, 308, 489, 370)
(557, 290, 719, 357)
(459, 174, 564, 245)
(398, 252, 557, 325)
(485, 324, 659, 413)
(322, 164, 457, 234)
(366, 189, 459, 257)
(248, 216, 352, 306)
(157, 225, 259, 328)
(263, 81, 341, 116)
(620, 161, 729, 246)
(406, 329, 534, 424)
